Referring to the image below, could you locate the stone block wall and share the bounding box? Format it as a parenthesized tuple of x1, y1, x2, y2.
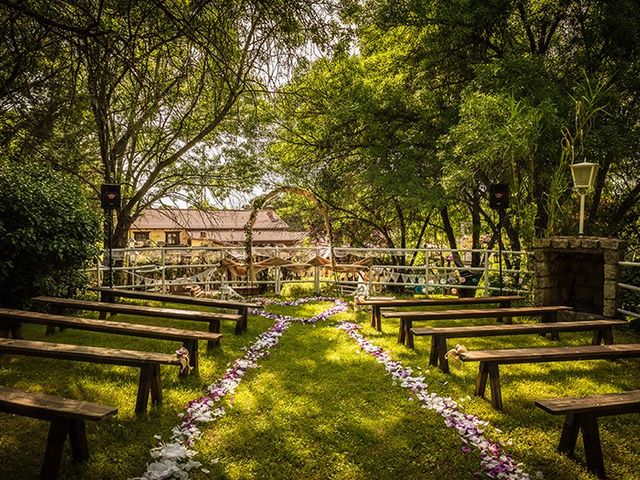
(533, 236, 625, 318)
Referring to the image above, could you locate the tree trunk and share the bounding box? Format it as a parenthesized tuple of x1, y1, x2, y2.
(470, 190, 481, 268)
(440, 207, 463, 267)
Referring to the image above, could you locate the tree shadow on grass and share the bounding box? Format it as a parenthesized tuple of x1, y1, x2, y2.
(188, 321, 593, 480)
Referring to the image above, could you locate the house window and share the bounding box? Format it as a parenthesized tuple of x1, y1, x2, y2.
(165, 231, 180, 245)
(134, 231, 150, 242)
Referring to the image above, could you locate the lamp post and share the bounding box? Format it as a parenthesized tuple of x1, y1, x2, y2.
(570, 162, 598, 235)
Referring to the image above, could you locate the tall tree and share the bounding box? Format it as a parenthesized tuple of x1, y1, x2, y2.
(0, 0, 340, 247)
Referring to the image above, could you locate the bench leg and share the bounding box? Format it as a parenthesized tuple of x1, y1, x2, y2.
(45, 325, 57, 336)
(405, 320, 414, 349)
(558, 413, 580, 457)
(135, 364, 154, 415)
(100, 292, 115, 303)
(428, 337, 439, 367)
(150, 364, 163, 406)
(544, 313, 560, 340)
(398, 319, 406, 345)
(435, 337, 449, 373)
(375, 307, 382, 332)
(240, 307, 249, 332)
(475, 362, 489, 398)
(496, 300, 512, 323)
(487, 363, 503, 411)
(234, 319, 243, 335)
(208, 320, 221, 350)
(41, 418, 69, 479)
(68, 418, 89, 462)
(603, 327, 614, 345)
(592, 330, 604, 345)
(10, 321, 22, 339)
(580, 414, 606, 479)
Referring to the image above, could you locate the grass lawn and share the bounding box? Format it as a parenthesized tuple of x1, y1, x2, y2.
(0, 297, 639, 479)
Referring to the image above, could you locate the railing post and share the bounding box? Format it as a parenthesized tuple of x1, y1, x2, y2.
(424, 249, 430, 296)
(483, 248, 491, 297)
(275, 246, 281, 295)
(161, 247, 166, 293)
(314, 246, 320, 294)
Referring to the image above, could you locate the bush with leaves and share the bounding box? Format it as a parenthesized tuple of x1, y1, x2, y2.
(0, 160, 101, 308)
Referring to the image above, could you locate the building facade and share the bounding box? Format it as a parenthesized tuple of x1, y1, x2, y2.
(129, 209, 307, 247)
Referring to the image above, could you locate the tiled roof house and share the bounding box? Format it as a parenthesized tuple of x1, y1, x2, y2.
(129, 209, 307, 247)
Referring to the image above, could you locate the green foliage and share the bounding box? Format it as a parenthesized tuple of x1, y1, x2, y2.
(0, 161, 101, 307)
(265, 0, 640, 253)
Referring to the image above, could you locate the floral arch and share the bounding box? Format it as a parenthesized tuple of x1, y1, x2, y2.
(244, 187, 335, 283)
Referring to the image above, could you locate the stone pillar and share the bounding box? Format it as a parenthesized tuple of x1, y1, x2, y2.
(532, 236, 625, 318)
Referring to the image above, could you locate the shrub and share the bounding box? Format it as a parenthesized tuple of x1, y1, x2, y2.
(0, 160, 101, 308)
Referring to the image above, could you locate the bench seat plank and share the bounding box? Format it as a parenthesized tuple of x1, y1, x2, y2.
(535, 390, 640, 416)
(91, 287, 260, 333)
(383, 305, 573, 348)
(356, 295, 524, 307)
(358, 295, 524, 331)
(0, 308, 222, 343)
(383, 305, 572, 320)
(460, 343, 640, 365)
(411, 320, 625, 372)
(0, 338, 182, 367)
(31, 296, 240, 342)
(0, 385, 117, 479)
(90, 287, 259, 309)
(0, 308, 222, 371)
(0, 385, 117, 421)
(0, 338, 181, 415)
(32, 296, 240, 322)
(411, 320, 624, 338)
(459, 344, 640, 411)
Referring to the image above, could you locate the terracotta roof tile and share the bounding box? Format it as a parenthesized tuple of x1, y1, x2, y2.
(132, 209, 290, 230)
(131, 209, 307, 246)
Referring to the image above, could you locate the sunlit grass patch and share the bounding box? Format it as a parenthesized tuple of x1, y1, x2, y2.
(0, 299, 639, 479)
(191, 319, 480, 479)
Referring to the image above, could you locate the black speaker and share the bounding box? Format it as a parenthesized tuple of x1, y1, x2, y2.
(489, 183, 509, 210)
(101, 184, 121, 209)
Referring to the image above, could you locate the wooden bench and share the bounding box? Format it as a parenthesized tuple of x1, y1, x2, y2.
(412, 319, 627, 373)
(535, 390, 640, 479)
(383, 305, 573, 348)
(459, 344, 640, 411)
(0, 385, 117, 479)
(0, 338, 183, 415)
(356, 295, 524, 332)
(0, 308, 222, 372)
(90, 287, 260, 334)
(31, 296, 240, 347)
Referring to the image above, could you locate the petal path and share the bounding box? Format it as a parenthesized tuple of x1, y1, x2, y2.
(136, 298, 530, 480)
